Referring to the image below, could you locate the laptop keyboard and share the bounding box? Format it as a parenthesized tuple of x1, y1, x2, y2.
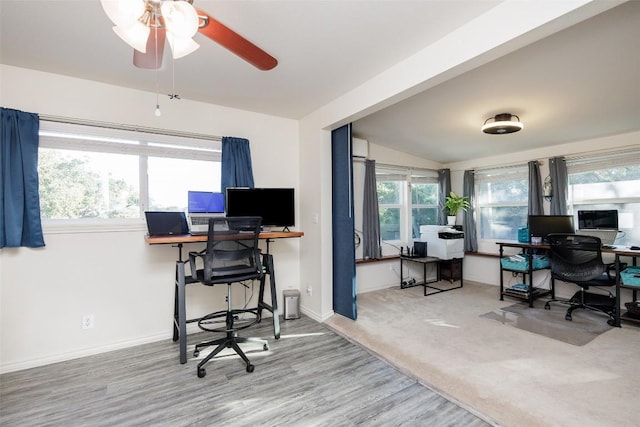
(191, 217, 210, 225)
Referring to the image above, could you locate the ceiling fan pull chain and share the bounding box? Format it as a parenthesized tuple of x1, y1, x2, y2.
(169, 49, 180, 100)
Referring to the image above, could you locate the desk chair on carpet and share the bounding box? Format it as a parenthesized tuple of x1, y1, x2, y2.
(189, 216, 268, 378)
(544, 233, 617, 326)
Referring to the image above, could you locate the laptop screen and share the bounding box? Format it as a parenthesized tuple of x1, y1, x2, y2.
(188, 191, 225, 213)
(144, 211, 190, 236)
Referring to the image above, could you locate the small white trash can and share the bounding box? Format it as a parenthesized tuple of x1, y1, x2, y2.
(283, 289, 300, 320)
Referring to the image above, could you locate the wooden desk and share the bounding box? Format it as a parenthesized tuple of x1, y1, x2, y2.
(146, 231, 304, 364)
(497, 241, 640, 326)
(145, 231, 304, 246)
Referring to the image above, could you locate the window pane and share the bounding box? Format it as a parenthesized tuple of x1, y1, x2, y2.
(377, 181, 401, 204)
(148, 157, 220, 211)
(39, 148, 139, 219)
(411, 182, 437, 205)
(477, 179, 528, 204)
(379, 207, 400, 240)
(569, 164, 640, 246)
(479, 206, 528, 240)
(412, 207, 437, 238)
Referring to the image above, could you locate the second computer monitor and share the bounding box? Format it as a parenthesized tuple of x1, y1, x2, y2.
(528, 215, 575, 243)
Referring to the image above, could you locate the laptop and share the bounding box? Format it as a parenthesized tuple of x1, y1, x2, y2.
(187, 191, 225, 235)
(575, 209, 619, 246)
(144, 211, 190, 236)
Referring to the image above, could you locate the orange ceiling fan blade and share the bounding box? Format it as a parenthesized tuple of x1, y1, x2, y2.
(196, 9, 277, 71)
(133, 27, 166, 70)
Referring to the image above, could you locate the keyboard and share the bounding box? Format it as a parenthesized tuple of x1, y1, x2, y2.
(191, 216, 210, 225)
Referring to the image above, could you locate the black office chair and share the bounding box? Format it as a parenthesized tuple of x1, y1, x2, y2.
(188, 216, 268, 377)
(544, 233, 617, 326)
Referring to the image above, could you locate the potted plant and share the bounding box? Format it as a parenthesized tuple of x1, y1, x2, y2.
(444, 191, 470, 225)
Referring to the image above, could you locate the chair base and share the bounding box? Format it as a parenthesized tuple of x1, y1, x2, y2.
(544, 290, 617, 326)
(195, 332, 269, 377)
(194, 307, 268, 377)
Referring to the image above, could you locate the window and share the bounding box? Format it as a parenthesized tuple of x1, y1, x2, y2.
(567, 150, 640, 246)
(475, 165, 529, 243)
(376, 166, 438, 254)
(38, 121, 221, 226)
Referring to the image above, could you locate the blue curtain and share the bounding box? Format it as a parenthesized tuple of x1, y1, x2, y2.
(1, 108, 45, 248)
(438, 168, 451, 225)
(221, 137, 255, 194)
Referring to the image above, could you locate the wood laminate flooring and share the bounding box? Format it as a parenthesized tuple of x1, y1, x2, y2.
(1, 315, 492, 426)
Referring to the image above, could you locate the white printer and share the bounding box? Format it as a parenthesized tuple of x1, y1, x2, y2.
(419, 225, 464, 260)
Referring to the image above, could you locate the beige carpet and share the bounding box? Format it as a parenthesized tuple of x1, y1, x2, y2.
(324, 281, 640, 427)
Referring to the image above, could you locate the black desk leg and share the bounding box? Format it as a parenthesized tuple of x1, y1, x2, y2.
(176, 261, 188, 364)
(258, 253, 280, 340)
(614, 254, 622, 327)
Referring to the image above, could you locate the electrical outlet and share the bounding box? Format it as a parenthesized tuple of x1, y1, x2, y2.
(306, 286, 312, 296)
(82, 314, 94, 330)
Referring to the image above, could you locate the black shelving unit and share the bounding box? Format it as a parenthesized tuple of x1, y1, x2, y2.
(498, 242, 554, 308)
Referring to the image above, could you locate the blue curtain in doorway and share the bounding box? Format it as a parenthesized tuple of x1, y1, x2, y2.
(1, 107, 45, 248)
(221, 137, 255, 194)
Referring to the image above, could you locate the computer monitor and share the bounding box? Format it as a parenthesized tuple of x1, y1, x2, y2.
(577, 210, 618, 230)
(225, 187, 295, 230)
(187, 191, 225, 214)
(528, 215, 575, 243)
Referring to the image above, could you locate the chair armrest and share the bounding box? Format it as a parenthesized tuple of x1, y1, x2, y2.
(188, 250, 204, 281)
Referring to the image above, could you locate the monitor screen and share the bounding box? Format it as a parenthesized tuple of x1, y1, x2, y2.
(188, 191, 225, 213)
(528, 215, 575, 242)
(578, 210, 618, 230)
(225, 188, 295, 228)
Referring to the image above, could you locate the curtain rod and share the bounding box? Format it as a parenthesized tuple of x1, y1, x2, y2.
(352, 156, 437, 173)
(38, 114, 222, 142)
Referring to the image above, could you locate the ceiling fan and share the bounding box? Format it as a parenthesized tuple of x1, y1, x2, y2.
(101, 0, 278, 71)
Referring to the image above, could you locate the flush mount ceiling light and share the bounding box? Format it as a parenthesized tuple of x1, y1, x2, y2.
(481, 113, 524, 135)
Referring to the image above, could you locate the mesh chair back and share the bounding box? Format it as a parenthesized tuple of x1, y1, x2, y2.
(195, 216, 263, 285)
(547, 233, 605, 282)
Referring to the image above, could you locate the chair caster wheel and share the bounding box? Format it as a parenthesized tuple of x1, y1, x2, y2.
(193, 350, 200, 357)
(544, 303, 550, 310)
(565, 313, 572, 321)
(263, 344, 269, 351)
(607, 319, 616, 327)
(197, 367, 206, 378)
(246, 364, 255, 373)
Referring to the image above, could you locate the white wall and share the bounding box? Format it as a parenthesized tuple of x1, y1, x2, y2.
(0, 65, 300, 373)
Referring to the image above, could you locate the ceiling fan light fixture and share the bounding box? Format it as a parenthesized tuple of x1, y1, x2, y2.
(101, 0, 146, 27)
(161, 1, 199, 39)
(167, 35, 200, 59)
(481, 113, 524, 135)
(113, 22, 151, 53)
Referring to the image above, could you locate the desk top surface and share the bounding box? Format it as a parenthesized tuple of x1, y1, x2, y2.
(146, 230, 303, 245)
(496, 241, 640, 256)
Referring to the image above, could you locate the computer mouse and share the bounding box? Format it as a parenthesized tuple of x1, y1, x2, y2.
(630, 246, 640, 250)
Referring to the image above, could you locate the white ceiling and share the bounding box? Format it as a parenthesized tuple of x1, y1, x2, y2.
(1, 1, 639, 164)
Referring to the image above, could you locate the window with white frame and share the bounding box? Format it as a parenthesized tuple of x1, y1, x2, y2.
(567, 149, 640, 246)
(475, 165, 529, 244)
(376, 166, 438, 254)
(38, 121, 221, 224)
